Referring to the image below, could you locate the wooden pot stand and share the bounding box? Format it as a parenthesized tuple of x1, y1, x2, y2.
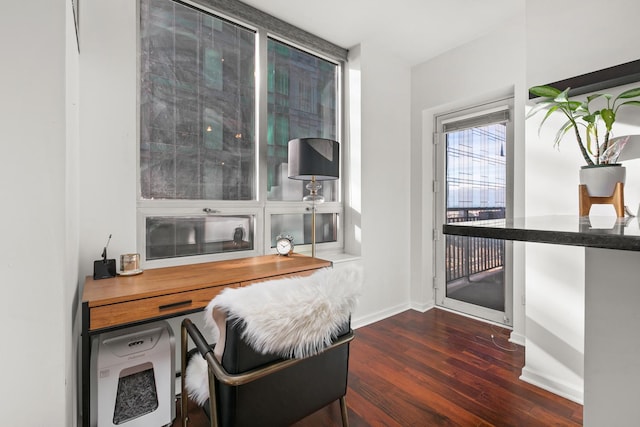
(579, 182, 625, 217)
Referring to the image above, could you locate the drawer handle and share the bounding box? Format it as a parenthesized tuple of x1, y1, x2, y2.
(158, 300, 192, 311)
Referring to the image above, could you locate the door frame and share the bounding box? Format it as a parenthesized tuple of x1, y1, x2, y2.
(433, 97, 514, 326)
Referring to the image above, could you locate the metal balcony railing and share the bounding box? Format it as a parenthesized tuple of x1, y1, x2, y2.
(445, 208, 505, 283)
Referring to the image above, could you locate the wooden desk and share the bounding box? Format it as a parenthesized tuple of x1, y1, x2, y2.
(81, 254, 331, 427)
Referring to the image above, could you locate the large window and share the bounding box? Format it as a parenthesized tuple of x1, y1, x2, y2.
(266, 38, 339, 202)
(138, 0, 343, 265)
(140, 0, 256, 201)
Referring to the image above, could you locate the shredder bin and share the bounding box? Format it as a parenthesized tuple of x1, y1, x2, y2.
(90, 320, 175, 427)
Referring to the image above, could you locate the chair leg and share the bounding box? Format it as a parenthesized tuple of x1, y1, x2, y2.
(181, 324, 189, 427)
(339, 396, 349, 427)
(207, 364, 218, 427)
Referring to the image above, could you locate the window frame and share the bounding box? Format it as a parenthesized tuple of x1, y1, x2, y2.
(137, 201, 264, 268)
(433, 97, 515, 326)
(264, 201, 344, 254)
(137, 0, 345, 268)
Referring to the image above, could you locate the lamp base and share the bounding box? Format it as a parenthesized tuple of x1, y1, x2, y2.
(303, 180, 324, 203)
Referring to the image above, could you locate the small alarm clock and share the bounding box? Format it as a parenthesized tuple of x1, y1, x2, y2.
(275, 234, 294, 256)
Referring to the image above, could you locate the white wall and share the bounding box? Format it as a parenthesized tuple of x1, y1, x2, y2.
(66, 0, 81, 424)
(348, 42, 413, 326)
(523, 0, 640, 403)
(79, 0, 138, 279)
(76, 3, 155, 424)
(410, 12, 527, 337)
(0, 1, 76, 425)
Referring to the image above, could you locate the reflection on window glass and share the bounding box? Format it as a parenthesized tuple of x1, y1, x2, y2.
(445, 121, 507, 312)
(266, 37, 339, 201)
(138, 0, 345, 263)
(446, 123, 506, 210)
(139, 0, 256, 201)
(146, 215, 254, 260)
(270, 213, 338, 247)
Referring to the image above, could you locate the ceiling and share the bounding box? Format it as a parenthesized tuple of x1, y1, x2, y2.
(240, 0, 524, 65)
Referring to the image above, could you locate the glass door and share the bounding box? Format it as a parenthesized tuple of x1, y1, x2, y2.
(434, 99, 513, 325)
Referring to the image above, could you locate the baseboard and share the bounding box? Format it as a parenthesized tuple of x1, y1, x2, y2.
(352, 302, 411, 329)
(434, 305, 514, 330)
(520, 366, 584, 405)
(410, 299, 435, 313)
(509, 331, 526, 347)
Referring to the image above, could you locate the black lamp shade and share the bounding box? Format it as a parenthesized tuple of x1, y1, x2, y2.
(287, 138, 340, 181)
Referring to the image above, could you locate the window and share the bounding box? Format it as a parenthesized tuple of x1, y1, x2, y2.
(269, 212, 338, 247)
(140, 0, 256, 201)
(266, 38, 339, 202)
(138, 0, 344, 265)
(146, 214, 254, 260)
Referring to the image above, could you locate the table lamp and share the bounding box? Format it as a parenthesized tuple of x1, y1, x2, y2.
(288, 138, 340, 257)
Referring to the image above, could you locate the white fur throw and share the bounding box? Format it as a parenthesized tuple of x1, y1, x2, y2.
(208, 265, 361, 358)
(185, 265, 362, 406)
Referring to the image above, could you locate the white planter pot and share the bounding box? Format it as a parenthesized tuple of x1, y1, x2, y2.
(579, 164, 626, 197)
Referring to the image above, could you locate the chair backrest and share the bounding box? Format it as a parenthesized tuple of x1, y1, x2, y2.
(213, 318, 351, 427)
(188, 266, 363, 426)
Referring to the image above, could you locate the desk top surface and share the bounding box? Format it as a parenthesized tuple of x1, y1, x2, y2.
(83, 254, 331, 307)
(443, 215, 640, 251)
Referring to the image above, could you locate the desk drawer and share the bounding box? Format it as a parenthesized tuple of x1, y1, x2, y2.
(90, 284, 236, 331)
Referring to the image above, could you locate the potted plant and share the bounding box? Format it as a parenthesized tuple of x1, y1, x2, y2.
(527, 85, 640, 197)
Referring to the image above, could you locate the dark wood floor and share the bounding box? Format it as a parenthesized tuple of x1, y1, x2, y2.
(174, 308, 583, 426)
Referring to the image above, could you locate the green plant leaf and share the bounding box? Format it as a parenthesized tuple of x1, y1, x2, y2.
(583, 114, 596, 124)
(525, 101, 557, 119)
(577, 101, 589, 112)
(601, 108, 615, 131)
(554, 88, 570, 103)
(585, 122, 600, 156)
(617, 100, 640, 109)
(587, 93, 605, 103)
(567, 100, 582, 111)
(538, 105, 560, 133)
(617, 87, 640, 99)
(586, 123, 593, 154)
(553, 119, 574, 147)
(529, 85, 562, 98)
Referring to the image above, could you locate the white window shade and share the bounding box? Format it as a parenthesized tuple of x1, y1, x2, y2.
(442, 108, 510, 133)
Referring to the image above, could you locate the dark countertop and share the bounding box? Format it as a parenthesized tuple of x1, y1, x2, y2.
(443, 215, 640, 251)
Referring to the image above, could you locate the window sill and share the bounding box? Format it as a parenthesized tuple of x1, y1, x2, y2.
(312, 250, 361, 264)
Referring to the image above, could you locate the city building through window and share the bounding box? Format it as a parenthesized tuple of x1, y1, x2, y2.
(138, 0, 344, 264)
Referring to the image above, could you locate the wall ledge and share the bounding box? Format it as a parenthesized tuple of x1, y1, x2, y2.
(520, 366, 584, 405)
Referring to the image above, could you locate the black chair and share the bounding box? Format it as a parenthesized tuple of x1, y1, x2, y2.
(180, 314, 353, 427)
